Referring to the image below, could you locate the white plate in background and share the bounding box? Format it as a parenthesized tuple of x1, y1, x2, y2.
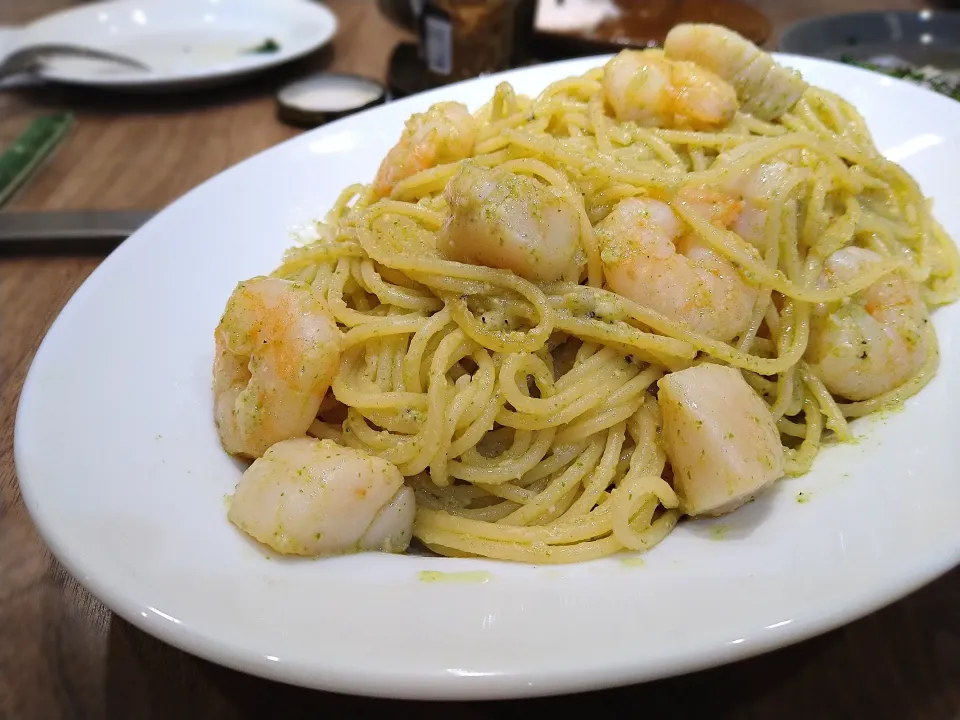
(14, 56, 960, 699)
(8, 0, 337, 91)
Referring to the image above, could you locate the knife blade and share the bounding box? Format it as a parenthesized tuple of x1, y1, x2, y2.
(0, 209, 154, 244)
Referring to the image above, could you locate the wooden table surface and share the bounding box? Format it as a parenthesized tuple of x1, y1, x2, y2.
(3, 1, 958, 717)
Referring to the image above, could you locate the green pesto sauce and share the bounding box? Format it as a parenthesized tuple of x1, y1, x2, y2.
(620, 556, 646, 568)
(418, 570, 492, 584)
(710, 524, 730, 540)
(796, 492, 812, 504)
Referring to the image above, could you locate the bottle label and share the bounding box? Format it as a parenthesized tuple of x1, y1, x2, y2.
(422, 9, 453, 76)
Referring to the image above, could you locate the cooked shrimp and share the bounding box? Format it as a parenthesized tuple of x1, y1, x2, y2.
(595, 196, 757, 341)
(658, 363, 784, 516)
(664, 23, 808, 121)
(373, 101, 478, 198)
(710, 157, 812, 248)
(805, 247, 929, 401)
(214, 276, 341, 459)
(676, 184, 743, 228)
(228, 438, 415, 556)
(603, 48, 738, 130)
(438, 162, 582, 282)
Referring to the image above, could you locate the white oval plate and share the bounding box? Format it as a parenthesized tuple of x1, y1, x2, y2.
(15, 56, 960, 700)
(12, 0, 337, 91)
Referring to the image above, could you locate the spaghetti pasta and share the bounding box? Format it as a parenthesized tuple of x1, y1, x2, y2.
(218, 25, 959, 563)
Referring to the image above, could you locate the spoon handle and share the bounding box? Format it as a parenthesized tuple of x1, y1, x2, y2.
(0, 43, 149, 82)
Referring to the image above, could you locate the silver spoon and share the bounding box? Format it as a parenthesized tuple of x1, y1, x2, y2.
(0, 44, 149, 83)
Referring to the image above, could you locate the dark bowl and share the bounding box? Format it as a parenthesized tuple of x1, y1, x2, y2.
(779, 10, 960, 69)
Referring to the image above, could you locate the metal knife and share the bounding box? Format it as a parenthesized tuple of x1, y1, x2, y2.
(0, 209, 154, 244)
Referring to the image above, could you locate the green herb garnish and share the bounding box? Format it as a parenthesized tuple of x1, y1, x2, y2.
(0, 112, 74, 210)
(245, 38, 281, 54)
(840, 54, 960, 102)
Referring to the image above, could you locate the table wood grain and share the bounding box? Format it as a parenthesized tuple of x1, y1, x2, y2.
(2, 1, 958, 717)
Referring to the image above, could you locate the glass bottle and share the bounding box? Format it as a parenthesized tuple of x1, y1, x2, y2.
(419, 0, 517, 86)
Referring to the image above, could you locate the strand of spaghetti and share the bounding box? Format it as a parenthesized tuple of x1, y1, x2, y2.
(461, 431, 536, 471)
(926, 217, 960, 304)
(342, 410, 419, 465)
(499, 350, 624, 416)
(703, 131, 851, 185)
(409, 474, 486, 503)
(555, 344, 625, 391)
(326, 183, 366, 221)
(472, 147, 535, 169)
(800, 166, 829, 250)
(798, 362, 852, 442)
(734, 112, 788, 136)
(429, 372, 482, 485)
(365, 199, 445, 228)
(413, 507, 615, 546)
(554, 365, 661, 443)
(811, 196, 861, 259)
(688, 147, 709, 171)
(324, 257, 384, 326)
(534, 99, 588, 120)
(500, 435, 605, 525)
(401, 329, 475, 477)
(768, 301, 804, 421)
(414, 525, 626, 563)
(401, 308, 452, 393)
(675, 200, 904, 302)
(519, 483, 579, 524)
(587, 183, 648, 216)
(357, 259, 442, 311)
(471, 481, 537, 504)
(374, 332, 394, 389)
(496, 367, 639, 430)
(307, 419, 343, 443)
(549, 286, 810, 375)
(627, 401, 667, 469)
(445, 295, 553, 354)
(630, 126, 686, 168)
(784, 393, 823, 477)
(517, 442, 588, 486)
(737, 204, 784, 351)
(275, 242, 365, 276)
(333, 355, 428, 411)
(452, 349, 497, 432)
(339, 315, 428, 352)
(447, 390, 503, 458)
(611, 464, 680, 549)
(626, 509, 681, 552)
(776, 417, 806, 438)
(534, 77, 602, 107)
(454, 503, 521, 523)
(448, 429, 557, 484)
(552, 312, 696, 367)
(555, 398, 645, 444)
(588, 93, 613, 155)
(651, 128, 745, 149)
(503, 129, 683, 190)
(350, 245, 556, 353)
(559, 422, 627, 518)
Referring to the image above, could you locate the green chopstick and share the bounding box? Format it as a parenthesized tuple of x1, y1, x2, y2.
(0, 112, 75, 210)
